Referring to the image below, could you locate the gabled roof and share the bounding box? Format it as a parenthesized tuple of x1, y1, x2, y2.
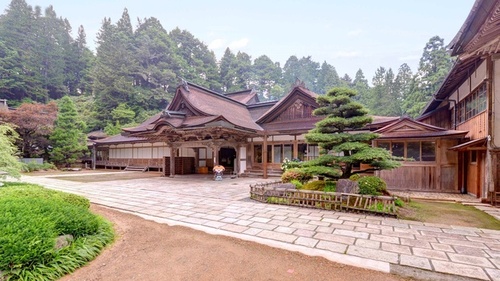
(93, 134, 148, 145)
(256, 85, 318, 124)
(375, 117, 467, 139)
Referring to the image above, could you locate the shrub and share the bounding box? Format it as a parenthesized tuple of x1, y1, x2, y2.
(349, 174, 361, 181)
(0, 183, 90, 209)
(290, 179, 303, 189)
(0, 183, 114, 280)
(281, 168, 312, 184)
(358, 176, 387, 195)
(395, 198, 404, 207)
(324, 180, 336, 192)
(302, 180, 325, 191)
(23, 162, 57, 172)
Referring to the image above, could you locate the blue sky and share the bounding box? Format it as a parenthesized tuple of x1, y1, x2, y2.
(1, 0, 475, 80)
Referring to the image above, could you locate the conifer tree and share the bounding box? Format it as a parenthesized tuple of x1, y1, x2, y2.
(302, 87, 400, 179)
(49, 96, 87, 167)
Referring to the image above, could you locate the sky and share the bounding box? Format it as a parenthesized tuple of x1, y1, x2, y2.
(0, 0, 476, 80)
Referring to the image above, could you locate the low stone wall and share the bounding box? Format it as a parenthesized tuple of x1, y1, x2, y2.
(249, 181, 397, 217)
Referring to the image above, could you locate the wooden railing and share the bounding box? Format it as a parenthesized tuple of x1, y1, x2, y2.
(250, 181, 397, 217)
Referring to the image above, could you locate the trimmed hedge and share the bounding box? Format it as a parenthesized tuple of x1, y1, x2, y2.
(0, 182, 114, 281)
(357, 176, 387, 195)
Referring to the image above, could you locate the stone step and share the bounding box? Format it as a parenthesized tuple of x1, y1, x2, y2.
(124, 166, 148, 172)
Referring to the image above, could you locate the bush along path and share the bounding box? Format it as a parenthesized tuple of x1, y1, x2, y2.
(0, 182, 115, 281)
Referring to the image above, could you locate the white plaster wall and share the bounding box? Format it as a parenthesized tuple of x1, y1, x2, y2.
(471, 60, 487, 90)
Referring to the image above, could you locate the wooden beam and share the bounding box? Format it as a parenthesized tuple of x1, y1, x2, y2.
(263, 134, 268, 179)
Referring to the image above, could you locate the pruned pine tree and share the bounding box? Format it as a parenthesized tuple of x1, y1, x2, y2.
(49, 96, 88, 167)
(303, 87, 400, 179)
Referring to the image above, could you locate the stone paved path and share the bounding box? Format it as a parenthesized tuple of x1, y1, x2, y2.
(19, 173, 500, 281)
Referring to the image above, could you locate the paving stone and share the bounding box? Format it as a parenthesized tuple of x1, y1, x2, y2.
(242, 228, 263, 236)
(447, 253, 494, 268)
(219, 212, 242, 218)
(359, 218, 382, 225)
(181, 217, 208, 225)
(415, 235, 438, 242)
(480, 233, 500, 240)
(366, 224, 394, 232)
(249, 222, 277, 230)
(409, 225, 444, 233)
(321, 218, 344, 224)
(432, 260, 490, 280)
(286, 217, 311, 224)
(203, 221, 226, 228)
(381, 230, 416, 239)
(272, 215, 288, 220)
(354, 227, 381, 234)
(467, 236, 500, 244)
(342, 221, 367, 228)
(354, 238, 381, 249)
(257, 230, 298, 243)
(250, 217, 272, 223)
(430, 242, 455, 252)
(298, 215, 322, 221)
(220, 217, 239, 223)
(381, 220, 410, 229)
(293, 229, 316, 237)
(289, 222, 318, 231)
(442, 228, 480, 236)
(220, 224, 249, 233)
(275, 226, 296, 234)
(346, 245, 399, 263)
(294, 237, 319, 248)
(370, 234, 400, 244)
(316, 226, 334, 234)
(316, 240, 348, 253)
(314, 232, 355, 245)
(399, 254, 432, 270)
(453, 245, 489, 258)
(381, 242, 411, 255)
(412, 247, 449, 261)
(485, 268, 500, 281)
(334, 229, 369, 239)
(438, 238, 487, 249)
(308, 220, 331, 227)
(234, 219, 253, 226)
(420, 230, 467, 240)
(268, 219, 293, 227)
(337, 216, 361, 222)
(400, 237, 432, 249)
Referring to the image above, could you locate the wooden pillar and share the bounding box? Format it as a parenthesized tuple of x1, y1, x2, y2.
(169, 145, 176, 178)
(235, 145, 240, 175)
(91, 144, 96, 170)
(263, 134, 268, 179)
(293, 135, 298, 159)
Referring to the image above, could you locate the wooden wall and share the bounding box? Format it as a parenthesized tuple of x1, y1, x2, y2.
(457, 112, 487, 139)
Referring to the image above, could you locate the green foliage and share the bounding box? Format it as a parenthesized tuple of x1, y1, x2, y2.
(358, 176, 387, 195)
(290, 179, 303, 189)
(0, 124, 25, 179)
(301, 87, 400, 179)
(302, 180, 325, 191)
(324, 180, 336, 192)
(281, 168, 312, 183)
(395, 198, 404, 207)
(266, 196, 288, 204)
(349, 174, 361, 181)
(281, 157, 300, 171)
(23, 162, 57, 172)
(49, 96, 88, 167)
(0, 182, 113, 280)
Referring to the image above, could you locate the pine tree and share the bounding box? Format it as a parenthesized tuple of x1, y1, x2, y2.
(317, 62, 341, 94)
(302, 88, 400, 179)
(49, 96, 88, 167)
(403, 36, 453, 117)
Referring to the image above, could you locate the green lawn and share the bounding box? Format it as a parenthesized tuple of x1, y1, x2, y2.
(398, 199, 500, 230)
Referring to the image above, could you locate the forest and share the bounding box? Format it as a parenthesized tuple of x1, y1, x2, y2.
(0, 0, 453, 136)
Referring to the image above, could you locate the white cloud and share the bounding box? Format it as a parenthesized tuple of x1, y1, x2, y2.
(208, 38, 226, 50)
(228, 38, 249, 49)
(347, 29, 362, 37)
(332, 51, 360, 58)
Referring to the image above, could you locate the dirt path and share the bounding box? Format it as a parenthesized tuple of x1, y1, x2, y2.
(60, 204, 408, 281)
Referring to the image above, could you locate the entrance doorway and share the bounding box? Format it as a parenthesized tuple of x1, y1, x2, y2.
(219, 147, 236, 174)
